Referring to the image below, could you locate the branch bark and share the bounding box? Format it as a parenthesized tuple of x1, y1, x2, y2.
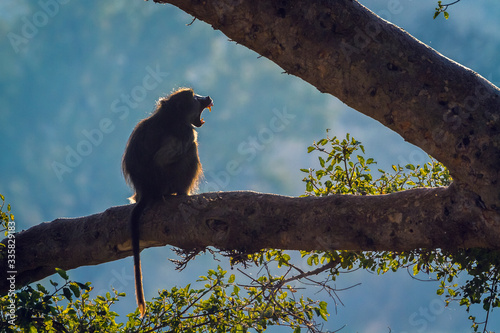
(155, 0, 500, 209)
(1, 186, 497, 293)
(3, 0, 500, 294)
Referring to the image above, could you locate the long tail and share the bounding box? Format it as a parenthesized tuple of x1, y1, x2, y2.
(131, 198, 148, 317)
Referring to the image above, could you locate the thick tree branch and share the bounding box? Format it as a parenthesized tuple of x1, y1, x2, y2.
(156, 0, 500, 211)
(4, 0, 500, 305)
(1, 186, 496, 293)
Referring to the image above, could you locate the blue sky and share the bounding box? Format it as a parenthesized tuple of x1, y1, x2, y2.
(1, 0, 500, 331)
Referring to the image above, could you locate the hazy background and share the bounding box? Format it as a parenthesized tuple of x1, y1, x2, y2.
(1, 0, 500, 331)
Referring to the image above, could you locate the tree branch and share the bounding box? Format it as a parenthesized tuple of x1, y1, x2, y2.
(1, 186, 496, 293)
(155, 0, 500, 210)
(4, 1, 500, 309)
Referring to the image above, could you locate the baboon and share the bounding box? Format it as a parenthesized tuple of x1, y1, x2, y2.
(122, 88, 213, 316)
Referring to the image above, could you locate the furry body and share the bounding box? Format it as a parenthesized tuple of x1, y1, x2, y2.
(122, 88, 212, 316)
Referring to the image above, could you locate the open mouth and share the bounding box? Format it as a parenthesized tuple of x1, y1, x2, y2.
(199, 101, 213, 125)
(195, 95, 213, 127)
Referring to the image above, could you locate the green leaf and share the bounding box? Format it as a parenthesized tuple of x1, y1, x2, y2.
(319, 156, 325, 168)
(412, 264, 420, 276)
(77, 282, 91, 291)
(63, 287, 73, 300)
(320, 301, 328, 311)
(318, 139, 328, 146)
(70, 283, 81, 298)
(36, 283, 48, 294)
(55, 268, 69, 280)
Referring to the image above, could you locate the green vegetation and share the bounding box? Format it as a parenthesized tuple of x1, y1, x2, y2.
(0, 195, 14, 232)
(434, 1, 462, 19)
(1, 133, 498, 332)
(0, 266, 329, 332)
(300, 132, 499, 332)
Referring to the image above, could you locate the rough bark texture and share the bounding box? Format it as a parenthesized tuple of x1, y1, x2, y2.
(2, 0, 500, 293)
(0, 185, 496, 293)
(153, 0, 500, 209)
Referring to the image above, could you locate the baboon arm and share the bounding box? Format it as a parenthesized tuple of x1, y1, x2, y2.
(153, 136, 187, 166)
